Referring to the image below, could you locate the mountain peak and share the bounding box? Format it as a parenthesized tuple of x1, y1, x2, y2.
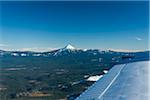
(53, 44, 76, 56)
(64, 44, 75, 50)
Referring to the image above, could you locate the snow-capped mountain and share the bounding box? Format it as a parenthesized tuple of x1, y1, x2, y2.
(54, 44, 77, 56)
(60, 44, 76, 52)
(64, 44, 75, 50)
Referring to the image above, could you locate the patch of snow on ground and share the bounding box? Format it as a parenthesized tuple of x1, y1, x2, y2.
(87, 75, 103, 82)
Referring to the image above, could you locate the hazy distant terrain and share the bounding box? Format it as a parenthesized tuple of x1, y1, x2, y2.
(0, 45, 149, 100)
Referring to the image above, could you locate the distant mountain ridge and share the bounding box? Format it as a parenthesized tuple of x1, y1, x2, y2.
(0, 44, 149, 61)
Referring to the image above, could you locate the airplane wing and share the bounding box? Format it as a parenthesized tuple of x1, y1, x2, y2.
(75, 61, 150, 100)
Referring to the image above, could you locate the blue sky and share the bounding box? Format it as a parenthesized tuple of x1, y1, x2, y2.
(0, 1, 149, 51)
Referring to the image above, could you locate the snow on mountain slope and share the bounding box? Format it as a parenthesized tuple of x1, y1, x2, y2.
(64, 44, 75, 50)
(54, 44, 76, 56)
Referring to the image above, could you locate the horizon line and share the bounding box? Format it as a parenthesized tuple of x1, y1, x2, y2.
(0, 48, 149, 53)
